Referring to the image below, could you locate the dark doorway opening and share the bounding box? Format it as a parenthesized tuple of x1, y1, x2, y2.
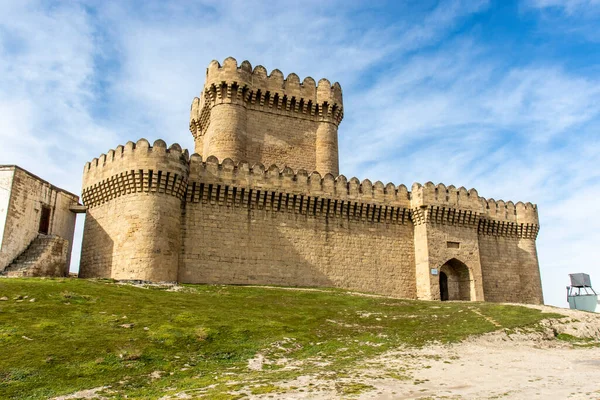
(39, 206, 51, 235)
(439, 272, 449, 301)
(439, 258, 472, 301)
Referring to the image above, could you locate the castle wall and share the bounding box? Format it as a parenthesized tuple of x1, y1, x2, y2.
(180, 199, 416, 297)
(0, 166, 79, 272)
(411, 183, 486, 301)
(79, 140, 544, 303)
(478, 234, 543, 304)
(177, 155, 415, 296)
(245, 109, 319, 172)
(79, 139, 189, 281)
(413, 222, 484, 301)
(476, 199, 543, 304)
(79, 58, 545, 304)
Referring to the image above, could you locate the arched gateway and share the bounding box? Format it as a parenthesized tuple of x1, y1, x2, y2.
(439, 258, 472, 301)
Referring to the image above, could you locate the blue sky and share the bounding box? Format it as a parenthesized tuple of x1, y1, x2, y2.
(1, 0, 599, 307)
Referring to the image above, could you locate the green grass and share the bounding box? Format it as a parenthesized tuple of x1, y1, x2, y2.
(556, 333, 600, 347)
(0, 278, 563, 399)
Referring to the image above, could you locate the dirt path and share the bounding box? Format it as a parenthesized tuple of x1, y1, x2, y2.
(247, 305, 600, 400)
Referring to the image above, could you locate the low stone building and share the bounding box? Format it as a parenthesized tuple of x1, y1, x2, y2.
(0, 166, 81, 277)
(79, 57, 544, 304)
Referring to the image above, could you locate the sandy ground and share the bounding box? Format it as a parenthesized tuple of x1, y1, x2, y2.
(264, 335, 600, 400)
(244, 304, 600, 400)
(53, 303, 600, 400)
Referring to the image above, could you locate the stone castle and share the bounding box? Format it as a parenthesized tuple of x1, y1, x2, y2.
(79, 57, 543, 304)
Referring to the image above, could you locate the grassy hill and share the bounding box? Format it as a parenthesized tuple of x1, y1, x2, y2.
(0, 278, 563, 399)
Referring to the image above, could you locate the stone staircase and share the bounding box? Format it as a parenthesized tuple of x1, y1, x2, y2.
(1, 234, 69, 277)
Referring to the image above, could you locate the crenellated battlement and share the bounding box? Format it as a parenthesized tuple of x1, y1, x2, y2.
(205, 57, 343, 106)
(188, 154, 409, 205)
(481, 198, 538, 225)
(190, 57, 344, 140)
(410, 182, 481, 211)
(82, 139, 190, 208)
(409, 182, 539, 238)
(186, 154, 411, 223)
(82, 140, 539, 237)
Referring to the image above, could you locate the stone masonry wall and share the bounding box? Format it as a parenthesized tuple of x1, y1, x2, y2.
(478, 235, 543, 304)
(80, 138, 544, 303)
(178, 153, 415, 296)
(26, 236, 69, 277)
(80, 194, 183, 281)
(4, 235, 69, 277)
(413, 222, 484, 301)
(410, 182, 541, 303)
(244, 109, 319, 172)
(180, 196, 416, 298)
(0, 166, 78, 270)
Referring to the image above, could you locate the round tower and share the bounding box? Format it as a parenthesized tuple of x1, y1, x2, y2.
(80, 138, 189, 282)
(190, 57, 344, 175)
(315, 79, 342, 176)
(193, 57, 251, 162)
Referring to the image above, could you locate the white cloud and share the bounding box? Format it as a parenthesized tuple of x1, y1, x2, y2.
(527, 0, 600, 14)
(341, 41, 600, 179)
(89, 0, 490, 151)
(0, 0, 117, 191)
(524, 0, 600, 41)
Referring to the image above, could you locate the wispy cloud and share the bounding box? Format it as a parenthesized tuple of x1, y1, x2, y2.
(342, 39, 600, 184)
(526, 0, 600, 14)
(0, 1, 116, 190)
(524, 0, 600, 41)
(91, 0, 489, 151)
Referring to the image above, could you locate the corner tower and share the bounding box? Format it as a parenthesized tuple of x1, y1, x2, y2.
(79, 139, 189, 281)
(189, 57, 344, 176)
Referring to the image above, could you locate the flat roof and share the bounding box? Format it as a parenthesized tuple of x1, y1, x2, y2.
(0, 165, 79, 200)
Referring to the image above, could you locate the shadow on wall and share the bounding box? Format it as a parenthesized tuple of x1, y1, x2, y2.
(78, 213, 113, 279)
(178, 204, 415, 297)
(180, 207, 334, 287)
(479, 236, 542, 304)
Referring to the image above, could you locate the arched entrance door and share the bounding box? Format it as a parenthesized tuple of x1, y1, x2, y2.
(439, 272, 449, 301)
(439, 259, 472, 301)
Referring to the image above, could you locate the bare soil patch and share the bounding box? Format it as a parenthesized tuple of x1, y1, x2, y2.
(243, 305, 600, 399)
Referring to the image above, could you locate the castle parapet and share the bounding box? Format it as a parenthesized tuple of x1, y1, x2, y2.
(191, 57, 344, 141)
(410, 182, 539, 238)
(187, 155, 411, 223)
(203, 57, 343, 114)
(82, 138, 189, 207)
(479, 198, 539, 239)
